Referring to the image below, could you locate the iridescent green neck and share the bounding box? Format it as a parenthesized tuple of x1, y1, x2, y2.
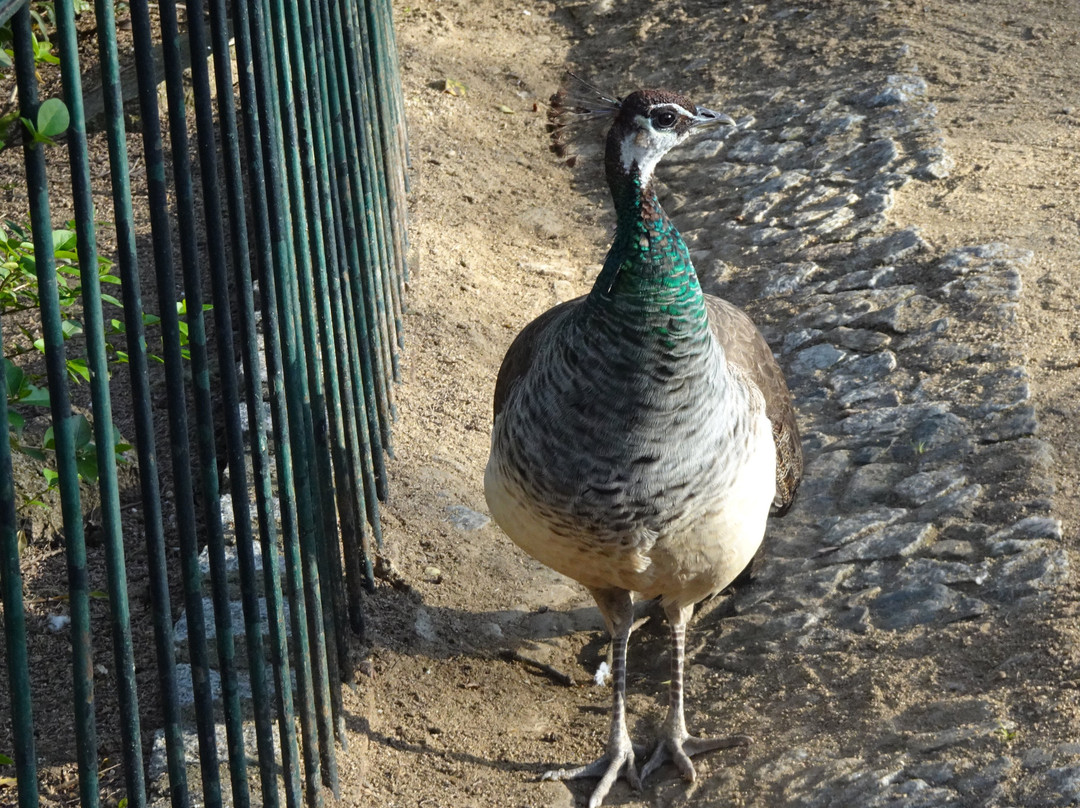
(587, 173, 709, 340)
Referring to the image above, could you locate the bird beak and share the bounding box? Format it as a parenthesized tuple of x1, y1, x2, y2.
(692, 106, 736, 129)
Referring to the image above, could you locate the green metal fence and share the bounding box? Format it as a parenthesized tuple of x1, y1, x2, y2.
(0, 0, 407, 805)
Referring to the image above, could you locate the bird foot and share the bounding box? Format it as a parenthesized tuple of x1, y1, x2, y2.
(541, 738, 645, 808)
(639, 730, 752, 784)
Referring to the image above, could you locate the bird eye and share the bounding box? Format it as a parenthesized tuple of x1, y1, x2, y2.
(652, 109, 678, 129)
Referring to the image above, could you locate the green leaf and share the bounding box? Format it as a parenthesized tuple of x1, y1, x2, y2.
(42, 426, 54, 450)
(76, 454, 98, 483)
(6, 410, 24, 434)
(72, 414, 92, 449)
(3, 358, 24, 398)
(61, 320, 84, 339)
(0, 752, 12, 765)
(66, 358, 90, 383)
(100, 293, 122, 308)
(89, 589, 109, 600)
(36, 98, 69, 138)
(18, 447, 45, 462)
(20, 385, 49, 407)
(51, 229, 77, 252)
(41, 468, 58, 487)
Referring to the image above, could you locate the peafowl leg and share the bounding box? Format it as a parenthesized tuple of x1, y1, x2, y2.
(542, 588, 641, 808)
(640, 603, 752, 784)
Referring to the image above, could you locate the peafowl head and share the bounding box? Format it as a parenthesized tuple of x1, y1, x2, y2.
(605, 89, 734, 187)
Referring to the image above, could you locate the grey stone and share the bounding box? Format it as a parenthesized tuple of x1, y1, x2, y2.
(896, 558, 989, 587)
(910, 721, 1011, 753)
(737, 193, 781, 224)
(869, 583, 988, 629)
(750, 169, 809, 196)
(894, 467, 966, 506)
(822, 265, 898, 293)
(828, 327, 893, 352)
(727, 134, 805, 164)
(840, 462, 905, 508)
(805, 206, 857, 236)
(942, 268, 1022, 305)
(840, 403, 951, 439)
(782, 327, 823, 354)
(791, 343, 849, 374)
(914, 147, 956, 180)
(820, 506, 908, 546)
(991, 549, 1069, 598)
(856, 293, 946, 333)
(849, 138, 900, 174)
(837, 382, 903, 410)
(446, 504, 490, 530)
(828, 350, 898, 392)
(862, 74, 929, 107)
(762, 262, 824, 297)
(1039, 766, 1080, 803)
(986, 516, 1062, 545)
(929, 539, 976, 560)
(828, 522, 936, 563)
(974, 368, 1031, 416)
(981, 405, 1038, 442)
(912, 484, 984, 522)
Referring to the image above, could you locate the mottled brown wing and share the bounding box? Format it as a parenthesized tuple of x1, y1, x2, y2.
(705, 295, 802, 514)
(493, 298, 584, 422)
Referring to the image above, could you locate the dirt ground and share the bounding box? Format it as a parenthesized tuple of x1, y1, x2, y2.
(344, 0, 1080, 806)
(1, 0, 1079, 805)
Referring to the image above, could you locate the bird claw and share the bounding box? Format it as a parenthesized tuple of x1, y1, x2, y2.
(541, 742, 645, 807)
(640, 732, 752, 784)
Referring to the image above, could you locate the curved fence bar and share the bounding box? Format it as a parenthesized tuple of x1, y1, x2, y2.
(0, 0, 409, 805)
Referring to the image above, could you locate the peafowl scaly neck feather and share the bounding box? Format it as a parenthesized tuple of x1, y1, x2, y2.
(586, 91, 717, 344)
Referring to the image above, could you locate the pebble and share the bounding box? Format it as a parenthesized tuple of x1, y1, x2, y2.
(446, 504, 490, 530)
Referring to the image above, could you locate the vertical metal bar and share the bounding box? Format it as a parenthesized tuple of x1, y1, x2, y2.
(88, 0, 189, 800)
(310, 0, 378, 599)
(127, 0, 224, 802)
(347, 0, 402, 403)
(53, 1, 147, 805)
(318, 0, 385, 558)
(313, 0, 386, 566)
(225, 0, 305, 804)
(89, 0, 189, 802)
(295, 0, 367, 642)
(291, 0, 364, 703)
(244, 0, 325, 802)
(11, 8, 99, 806)
(330, 0, 390, 511)
(185, 2, 281, 805)
(154, 0, 252, 803)
(359, 0, 408, 354)
(0, 325, 39, 808)
(334, 0, 395, 484)
(265, 0, 342, 790)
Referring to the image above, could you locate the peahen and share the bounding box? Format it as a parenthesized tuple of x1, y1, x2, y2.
(484, 80, 803, 807)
